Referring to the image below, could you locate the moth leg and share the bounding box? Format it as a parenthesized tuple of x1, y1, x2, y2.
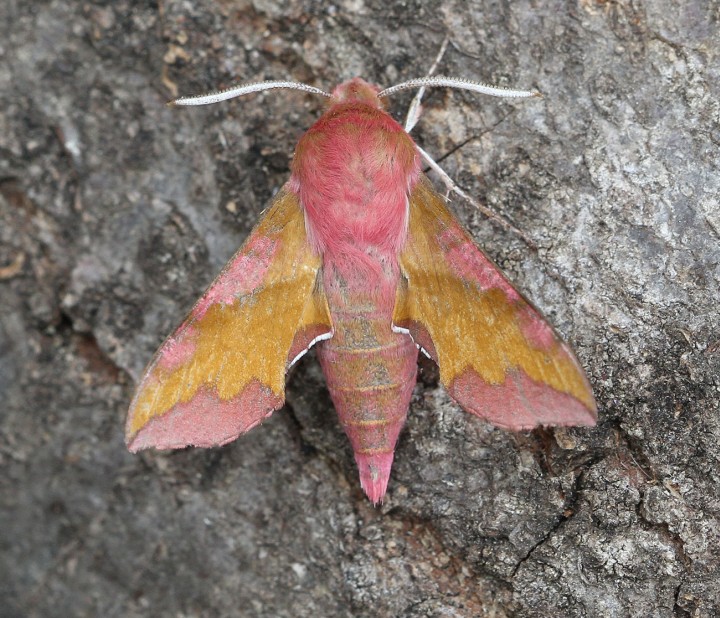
(404, 36, 450, 133)
(402, 38, 536, 248)
(416, 144, 536, 248)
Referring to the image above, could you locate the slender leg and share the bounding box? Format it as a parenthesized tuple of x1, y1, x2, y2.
(404, 38, 536, 248)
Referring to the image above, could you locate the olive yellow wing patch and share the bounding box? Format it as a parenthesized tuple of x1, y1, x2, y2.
(393, 178, 596, 430)
(126, 190, 332, 451)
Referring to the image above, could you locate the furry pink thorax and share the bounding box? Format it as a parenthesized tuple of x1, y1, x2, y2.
(289, 78, 421, 271)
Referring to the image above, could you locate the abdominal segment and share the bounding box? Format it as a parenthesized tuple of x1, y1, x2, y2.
(317, 260, 418, 503)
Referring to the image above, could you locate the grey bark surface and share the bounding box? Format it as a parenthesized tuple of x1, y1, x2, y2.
(1, 1, 718, 616)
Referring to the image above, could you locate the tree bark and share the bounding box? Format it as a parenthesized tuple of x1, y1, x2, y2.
(1, 1, 718, 616)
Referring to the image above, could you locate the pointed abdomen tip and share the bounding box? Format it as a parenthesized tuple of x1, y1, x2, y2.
(354, 451, 395, 505)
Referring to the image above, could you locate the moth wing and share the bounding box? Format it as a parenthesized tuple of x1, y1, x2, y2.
(126, 190, 332, 451)
(393, 178, 597, 430)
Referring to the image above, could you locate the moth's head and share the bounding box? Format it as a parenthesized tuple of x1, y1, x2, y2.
(330, 78, 385, 109)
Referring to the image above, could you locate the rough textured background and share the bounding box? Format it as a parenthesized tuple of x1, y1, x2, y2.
(2, 1, 719, 616)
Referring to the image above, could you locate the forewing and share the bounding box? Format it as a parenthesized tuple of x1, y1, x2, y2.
(393, 178, 596, 430)
(126, 190, 332, 451)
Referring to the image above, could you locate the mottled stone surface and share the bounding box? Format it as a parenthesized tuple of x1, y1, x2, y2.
(1, 1, 718, 616)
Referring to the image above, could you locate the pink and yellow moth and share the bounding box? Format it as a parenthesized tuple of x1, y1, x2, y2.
(126, 75, 597, 504)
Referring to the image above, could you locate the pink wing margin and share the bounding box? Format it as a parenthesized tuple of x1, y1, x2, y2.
(126, 190, 333, 451)
(394, 178, 597, 431)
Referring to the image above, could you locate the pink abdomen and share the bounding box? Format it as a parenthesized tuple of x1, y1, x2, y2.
(317, 262, 418, 504)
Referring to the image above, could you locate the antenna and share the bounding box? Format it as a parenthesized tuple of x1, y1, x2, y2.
(170, 81, 331, 106)
(378, 76, 540, 100)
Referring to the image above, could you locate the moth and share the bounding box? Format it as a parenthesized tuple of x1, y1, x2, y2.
(126, 75, 597, 504)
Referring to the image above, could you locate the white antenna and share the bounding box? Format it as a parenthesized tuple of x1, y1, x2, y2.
(171, 80, 331, 106)
(170, 76, 539, 108)
(378, 76, 540, 100)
